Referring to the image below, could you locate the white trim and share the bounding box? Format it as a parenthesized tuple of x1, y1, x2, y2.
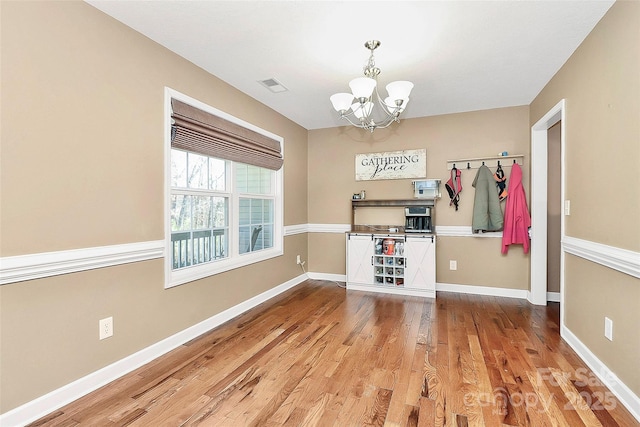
(546, 291, 561, 302)
(530, 99, 565, 306)
(561, 324, 640, 423)
(168, 246, 285, 288)
(437, 282, 529, 299)
(307, 272, 346, 282)
(347, 283, 436, 298)
(347, 282, 436, 298)
(307, 223, 351, 233)
(435, 225, 502, 238)
(0, 241, 164, 286)
(0, 274, 308, 427)
(284, 224, 308, 236)
(563, 236, 640, 279)
(3, 225, 635, 289)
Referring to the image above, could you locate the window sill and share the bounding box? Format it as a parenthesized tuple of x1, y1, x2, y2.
(165, 247, 283, 289)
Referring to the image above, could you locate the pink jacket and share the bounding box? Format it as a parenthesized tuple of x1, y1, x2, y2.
(502, 163, 531, 254)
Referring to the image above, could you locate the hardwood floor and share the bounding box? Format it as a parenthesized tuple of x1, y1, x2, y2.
(30, 280, 638, 426)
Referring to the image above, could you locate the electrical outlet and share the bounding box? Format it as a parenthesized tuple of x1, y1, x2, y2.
(296, 255, 301, 265)
(99, 317, 113, 340)
(449, 260, 457, 271)
(604, 317, 613, 341)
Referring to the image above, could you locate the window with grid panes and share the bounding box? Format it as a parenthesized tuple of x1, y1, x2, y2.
(165, 89, 283, 288)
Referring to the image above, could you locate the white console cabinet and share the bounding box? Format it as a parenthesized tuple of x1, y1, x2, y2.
(346, 233, 435, 298)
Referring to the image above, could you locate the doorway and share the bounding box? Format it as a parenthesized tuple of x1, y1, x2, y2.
(530, 100, 565, 317)
(547, 123, 562, 301)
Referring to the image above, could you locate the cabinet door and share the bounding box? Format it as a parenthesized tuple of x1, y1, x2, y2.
(346, 234, 374, 285)
(404, 236, 435, 290)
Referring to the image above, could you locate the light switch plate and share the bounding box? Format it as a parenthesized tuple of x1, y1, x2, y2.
(604, 317, 613, 341)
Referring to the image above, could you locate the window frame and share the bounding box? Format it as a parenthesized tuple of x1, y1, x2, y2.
(164, 88, 284, 288)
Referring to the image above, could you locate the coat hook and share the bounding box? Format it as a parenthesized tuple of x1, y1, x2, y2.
(513, 159, 516, 164)
(453, 163, 456, 169)
(497, 160, 501, 167)
(467, 162, 471, 169)
(482, 161, 485, 165)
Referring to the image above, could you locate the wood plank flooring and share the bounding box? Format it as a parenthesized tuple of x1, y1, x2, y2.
(29, 280, 638, 426)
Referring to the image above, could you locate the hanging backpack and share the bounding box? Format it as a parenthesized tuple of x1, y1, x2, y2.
(493, 163, 508, 201)
(445, 167, 463, 211)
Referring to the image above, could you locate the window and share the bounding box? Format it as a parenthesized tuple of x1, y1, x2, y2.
(165, 89, 283, 288)
(170, 151, 229, 269)
(237, 164, 274, 254)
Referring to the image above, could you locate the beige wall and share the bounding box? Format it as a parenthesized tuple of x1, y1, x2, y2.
(564, 256, 640, 395)
(530, 3, 639, 251)
(530, 0, 640, 396)
(308, 107, 531, 289)
(3, 0, 639, 417)
(0, 1, 308, 412)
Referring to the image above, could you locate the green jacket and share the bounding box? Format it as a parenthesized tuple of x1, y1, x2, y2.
(472, 165, 503, 232)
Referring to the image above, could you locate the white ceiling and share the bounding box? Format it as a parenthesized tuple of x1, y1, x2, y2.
(86, 1, 614, 130)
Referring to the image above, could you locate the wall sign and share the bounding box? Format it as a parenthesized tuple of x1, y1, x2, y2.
(355, 148, 426, 181)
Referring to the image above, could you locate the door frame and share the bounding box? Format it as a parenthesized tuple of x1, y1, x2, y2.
(530, 99, 565, 311)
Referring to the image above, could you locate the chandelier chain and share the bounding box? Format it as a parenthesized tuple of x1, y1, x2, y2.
(364, 50, 380, 79)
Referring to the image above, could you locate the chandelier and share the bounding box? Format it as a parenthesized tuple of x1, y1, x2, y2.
(330, 40, 414, 132)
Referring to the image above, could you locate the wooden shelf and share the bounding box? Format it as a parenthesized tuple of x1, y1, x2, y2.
(352, 199, 435, 208)
(447, 154, 524, 170)
(351, 198, 435, 228)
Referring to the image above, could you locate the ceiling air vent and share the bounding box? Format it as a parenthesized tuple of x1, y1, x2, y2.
(259, 78, 288, 93)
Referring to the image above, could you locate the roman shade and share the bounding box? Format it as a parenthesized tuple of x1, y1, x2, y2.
(171, 99, 283, 171)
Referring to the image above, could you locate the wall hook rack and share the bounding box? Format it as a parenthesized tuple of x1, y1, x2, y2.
(447, 154, 524, 170)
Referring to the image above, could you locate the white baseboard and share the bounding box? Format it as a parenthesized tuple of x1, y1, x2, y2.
(561, 324, 640, 423)
(347, 282, 436, 298)
(437, 284, 560, 303)
(307, 272, 346, 282)
(0, 274, 308, 427)
(436, 282, 529, 299)
(547, 291, 561, 302)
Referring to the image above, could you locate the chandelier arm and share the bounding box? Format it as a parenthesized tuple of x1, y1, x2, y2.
(348, 94, 398, 129)
(340, 111, 398, 131)
(371, 117, 399, 130)
(339, 110, 387, 131)
(373, 95, 397, 120)
(372, 83, 406, 122)
(338, 112, 369, 129)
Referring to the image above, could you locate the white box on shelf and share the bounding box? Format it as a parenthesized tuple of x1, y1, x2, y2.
(412, 179, 440, 199)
